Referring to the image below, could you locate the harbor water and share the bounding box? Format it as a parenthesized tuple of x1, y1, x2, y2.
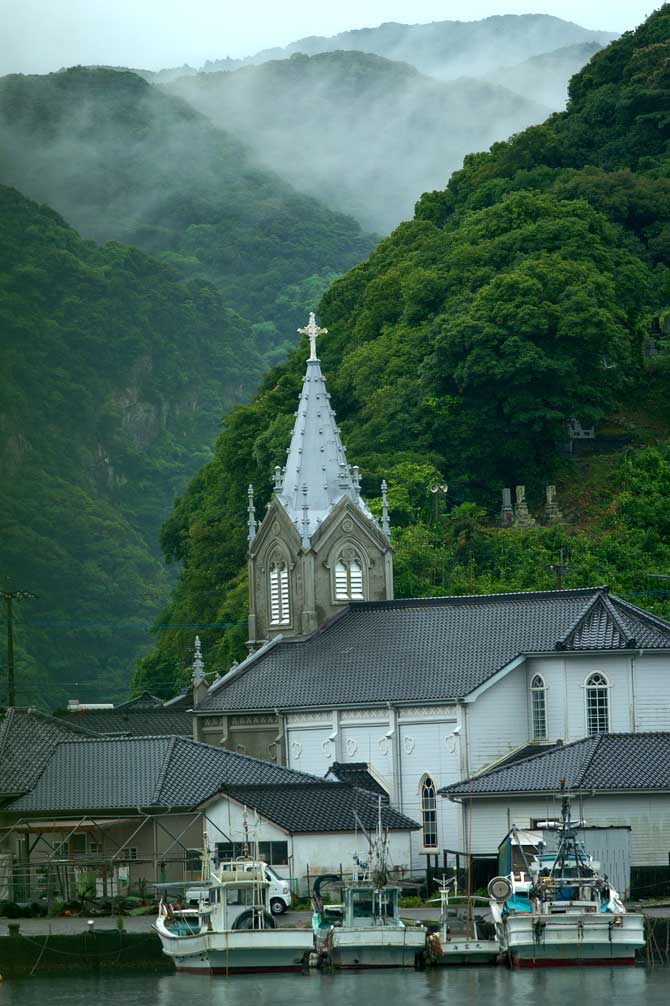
(0, 966, 668, 1005)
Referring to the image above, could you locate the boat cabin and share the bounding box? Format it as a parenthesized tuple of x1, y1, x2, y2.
(160, 864, 271, 935)
(343, 885, 403, 928)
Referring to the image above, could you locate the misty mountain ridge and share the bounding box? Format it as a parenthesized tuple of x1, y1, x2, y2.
(0, 65, 374, 338)
(201, 13, 616, 80)
(488, 41, 604, 110)
(169, 50, 550, 233)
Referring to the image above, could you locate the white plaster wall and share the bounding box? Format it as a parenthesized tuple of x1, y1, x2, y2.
(633, 653, 670, 731)
(397, 713, 459, 867)
(525, 653, 636, 741)
(292, 830, 413, 882)
(449, 793, 670, 866)
(286, 724, 332, 777)
(202, 794, 413, 887)
(339, 722, 394, 793)
(466, 667, 529, 772)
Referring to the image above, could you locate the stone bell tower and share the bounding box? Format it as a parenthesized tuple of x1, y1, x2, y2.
(246, 313, 393, 649)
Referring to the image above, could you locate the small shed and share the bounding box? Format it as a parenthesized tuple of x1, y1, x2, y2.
(497, 825, 632, 896)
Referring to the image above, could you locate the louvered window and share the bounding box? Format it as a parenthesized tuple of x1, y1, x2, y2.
(586, 672, 609, 735)
(421, 776, 438, 849)
(269, 559, 290, 626)
(334, 553, 365, 601)
(530, 674, 547, 740)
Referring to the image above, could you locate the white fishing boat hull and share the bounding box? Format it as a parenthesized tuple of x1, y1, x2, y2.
(327, 925, 426, 969)
(432, 939, 499, 966)
(155, 921, 313, 974)
(497, 912, 645, 967)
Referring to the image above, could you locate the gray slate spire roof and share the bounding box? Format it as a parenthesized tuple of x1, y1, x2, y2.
(275, 313, 376, 540)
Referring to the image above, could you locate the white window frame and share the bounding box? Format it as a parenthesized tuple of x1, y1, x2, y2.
(268, 552, 291, 627)
(330, 543, 367, 603)
(419, 773, 439, 851)
(585, 671, 610, 735)
(530, 673, 547, 740)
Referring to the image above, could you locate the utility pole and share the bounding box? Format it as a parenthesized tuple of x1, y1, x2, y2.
(1, 589, 37, 707)
(547, 549, 572, 590)
(430, 483, 449, 522)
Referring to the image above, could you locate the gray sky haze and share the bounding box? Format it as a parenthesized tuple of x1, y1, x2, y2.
(2, 1, 660, 76)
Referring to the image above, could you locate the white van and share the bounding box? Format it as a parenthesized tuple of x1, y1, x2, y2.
(218, 860, 291, 914)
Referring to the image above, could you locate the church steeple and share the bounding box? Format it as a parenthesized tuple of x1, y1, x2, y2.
(246, 312, 393, 649)
(275, 312, 377, 541)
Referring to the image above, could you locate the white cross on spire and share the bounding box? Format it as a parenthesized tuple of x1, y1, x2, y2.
(298, 311, 328, 361)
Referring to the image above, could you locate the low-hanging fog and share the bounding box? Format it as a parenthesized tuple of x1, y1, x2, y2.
(168, 19, 610, 235)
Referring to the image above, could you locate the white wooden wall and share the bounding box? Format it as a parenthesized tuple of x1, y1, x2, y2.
(451, 792, 670, 866)
(202, 793, 412, 884)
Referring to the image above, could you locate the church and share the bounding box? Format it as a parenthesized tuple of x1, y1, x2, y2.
(193, 314, 670, 870)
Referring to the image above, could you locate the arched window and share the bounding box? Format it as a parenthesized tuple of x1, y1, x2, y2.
(586, 672, 609, 735)
(420, 775, 438, 849)
(334, 552, 365, 601)
(269, 557, 290, 626)
(530, 674, 547, 740)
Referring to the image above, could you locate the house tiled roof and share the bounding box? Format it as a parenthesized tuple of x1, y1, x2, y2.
(224, 783, 417, 833)
(7, 736, 323, 814)
(326, 762, 389, 802)
(196, 587, 670, 713)
(0, 709, 97, 801)
(440, 733, 670, 797)
(57, 708, 193, 737)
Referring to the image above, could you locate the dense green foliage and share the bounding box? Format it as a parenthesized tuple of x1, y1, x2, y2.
(136, 9, 670, 695)
(0, 185, 265, 706)
(0, 66, 374, 342)
(170, 51, 549, 233)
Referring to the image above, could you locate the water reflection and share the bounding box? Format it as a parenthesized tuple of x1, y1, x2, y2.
(0, 965, 665, 1006)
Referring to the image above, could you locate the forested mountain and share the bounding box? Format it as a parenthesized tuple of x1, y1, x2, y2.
(203, 14, 616, 80)
(135, 8, 670, 696)
(170, 51, 549, 234)
(0, 185, 266, 707)
(488, 42, 603, 110)
(0, 67, 374, 349)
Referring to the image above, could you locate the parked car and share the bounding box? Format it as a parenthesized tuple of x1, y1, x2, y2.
(218, 860, 291, 914)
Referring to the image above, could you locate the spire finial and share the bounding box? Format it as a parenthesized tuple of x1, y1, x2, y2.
(192, 635, 206, 686)
(273, 465, 282, 492)
(381, 480, 391, 540)
(297, 311, 328, 361)
(247, 483, 257, 545)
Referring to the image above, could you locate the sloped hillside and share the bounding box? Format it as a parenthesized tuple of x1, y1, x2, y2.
(488, 42, 603, 110)
(134, 8, 670, 695)
(0, 185, 262, 707)
(0, 66, 374, 345)
(170, 50, 549, 233)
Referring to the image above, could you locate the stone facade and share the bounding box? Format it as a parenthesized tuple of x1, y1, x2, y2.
(247, 495, 393, 649)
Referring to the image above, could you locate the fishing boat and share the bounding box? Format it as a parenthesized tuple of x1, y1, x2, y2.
(312, 801, 426, 969)
(154, 850, 313, 974)
(488, 790, 645, 968)
(424, 877, 499, 966)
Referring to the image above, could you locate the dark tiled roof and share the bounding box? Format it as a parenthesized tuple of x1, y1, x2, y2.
(441, 733, 670, 797)
(7, 736, 322, 814)
(0, 709, 96, 800)
(115, 691, 164, 709)
(326, 763, 389, 802)
(494, 743, 560, 767)
(197, 587, 670, 712)
(225, 783, 417, 833)
(58, 708, 193, 737)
